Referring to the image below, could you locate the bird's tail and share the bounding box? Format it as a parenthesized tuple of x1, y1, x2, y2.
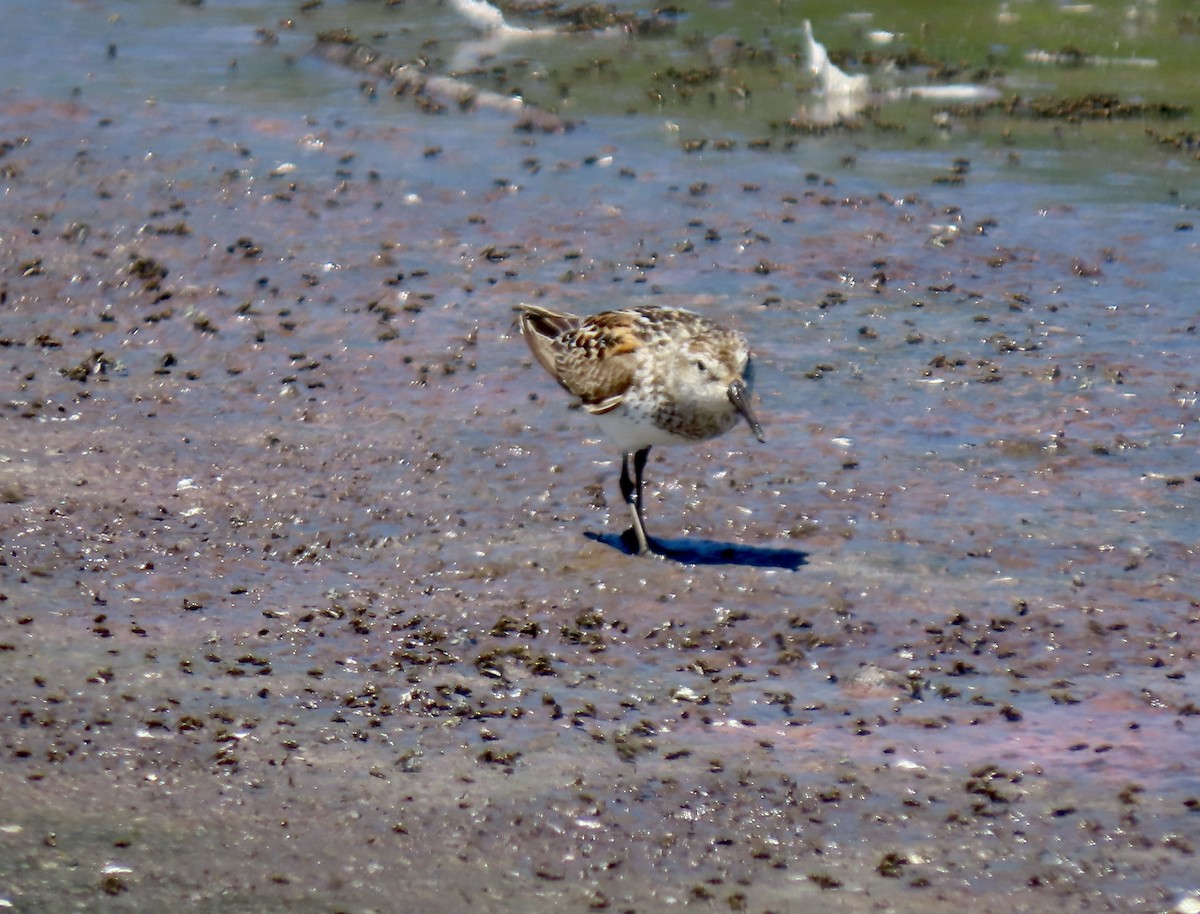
(514, 304, 580, 383)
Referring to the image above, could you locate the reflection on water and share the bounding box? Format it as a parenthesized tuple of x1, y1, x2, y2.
(6, 0, 1198, 172)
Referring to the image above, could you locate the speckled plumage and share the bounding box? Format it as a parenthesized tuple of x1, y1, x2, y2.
(517, 303, 765, 555)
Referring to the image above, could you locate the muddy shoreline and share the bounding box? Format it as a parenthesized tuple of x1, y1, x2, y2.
(2, 14, 1199, 911)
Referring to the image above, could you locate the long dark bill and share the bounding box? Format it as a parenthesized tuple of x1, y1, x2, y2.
(727, 379, 766, 443)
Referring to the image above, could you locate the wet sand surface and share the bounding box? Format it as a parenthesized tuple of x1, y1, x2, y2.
(2, 2, 1199, 912)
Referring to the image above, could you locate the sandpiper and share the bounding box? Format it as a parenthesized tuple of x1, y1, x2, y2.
(516, 303, 765, 555)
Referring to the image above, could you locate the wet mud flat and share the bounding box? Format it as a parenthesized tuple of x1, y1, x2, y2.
(1, 81, 1199, 914)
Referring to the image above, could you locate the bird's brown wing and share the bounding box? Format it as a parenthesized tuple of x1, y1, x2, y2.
(558, 311, 641, 413)
(518, 306, 642, 411)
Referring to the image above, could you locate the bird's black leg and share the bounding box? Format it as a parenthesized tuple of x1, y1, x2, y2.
(632, 446, 650, 527)
(620, 447, 654, 555)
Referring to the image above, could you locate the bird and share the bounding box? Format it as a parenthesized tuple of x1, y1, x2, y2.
(516, 303, 765, 555)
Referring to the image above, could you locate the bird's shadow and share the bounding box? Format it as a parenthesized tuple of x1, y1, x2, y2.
(586, 531, 808, 569)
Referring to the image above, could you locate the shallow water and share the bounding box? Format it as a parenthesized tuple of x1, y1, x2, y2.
(1, 1, 1198, 912)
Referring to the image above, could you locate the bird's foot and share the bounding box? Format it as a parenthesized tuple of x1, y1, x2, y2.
(620, 527, 658, 557)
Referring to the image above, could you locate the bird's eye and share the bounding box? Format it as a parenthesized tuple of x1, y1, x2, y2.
(695, 360, 707, 374)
